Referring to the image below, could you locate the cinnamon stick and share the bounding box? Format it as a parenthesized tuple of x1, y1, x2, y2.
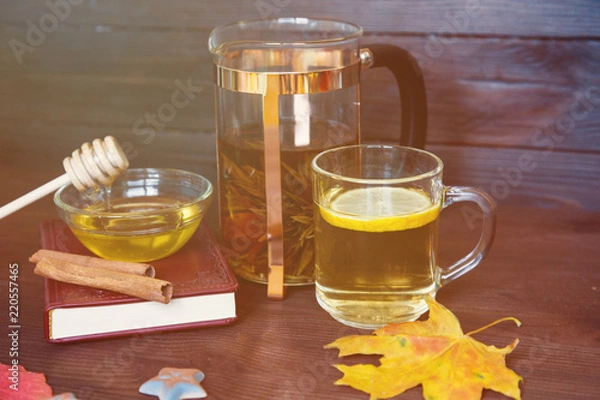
(34, 258, 172, 304)
(29, 249, 155, 277)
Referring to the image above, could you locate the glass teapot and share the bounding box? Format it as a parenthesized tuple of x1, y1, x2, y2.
(208, 17, 427, 296)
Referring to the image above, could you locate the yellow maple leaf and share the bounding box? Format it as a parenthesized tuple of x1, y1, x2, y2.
(325, 296, 522, 400)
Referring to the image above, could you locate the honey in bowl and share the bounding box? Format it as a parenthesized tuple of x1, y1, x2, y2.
(71, 196, 202, 262)
(55, 168, 213, 263)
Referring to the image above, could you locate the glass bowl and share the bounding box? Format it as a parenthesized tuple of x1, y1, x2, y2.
(54, 168, 213, 262)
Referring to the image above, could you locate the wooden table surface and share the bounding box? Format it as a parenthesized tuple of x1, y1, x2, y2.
(0, 140, 598, 400)
(1, 1, 599, 399)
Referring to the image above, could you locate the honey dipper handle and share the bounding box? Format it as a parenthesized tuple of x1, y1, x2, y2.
(0, 174, 71, 220)
(0, 136, 129, 221)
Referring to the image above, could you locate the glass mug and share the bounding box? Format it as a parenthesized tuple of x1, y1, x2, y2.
(209, 18, 427, 291)
(312, 145, 497, 329)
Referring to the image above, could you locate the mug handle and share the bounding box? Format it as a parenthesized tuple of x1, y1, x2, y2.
(361, 44, 428, 149)
(439, 186, 498, 285)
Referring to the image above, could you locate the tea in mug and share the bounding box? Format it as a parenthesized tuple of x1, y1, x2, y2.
(314, 186, 441, 328)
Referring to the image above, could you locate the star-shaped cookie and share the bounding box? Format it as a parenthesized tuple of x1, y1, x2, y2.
(139, 367, 207, 400)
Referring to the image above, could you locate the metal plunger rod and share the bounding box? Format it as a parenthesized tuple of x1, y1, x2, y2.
(0, 136, 129, 220)
(264, 76, 286, 300)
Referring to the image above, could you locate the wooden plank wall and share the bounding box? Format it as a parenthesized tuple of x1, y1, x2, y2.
(1, 1, 599, 215)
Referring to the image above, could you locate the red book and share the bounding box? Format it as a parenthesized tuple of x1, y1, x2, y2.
(38, 220, 238, 343)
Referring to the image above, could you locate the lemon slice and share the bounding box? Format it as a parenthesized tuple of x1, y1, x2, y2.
(319, 187, 440, 232)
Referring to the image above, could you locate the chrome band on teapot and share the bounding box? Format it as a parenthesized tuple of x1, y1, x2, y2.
(214, 63, 361, 95)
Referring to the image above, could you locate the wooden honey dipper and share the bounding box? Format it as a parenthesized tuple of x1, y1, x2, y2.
(0, 136, 129, 220)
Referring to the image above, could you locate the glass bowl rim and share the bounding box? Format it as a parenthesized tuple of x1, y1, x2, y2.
(54, 167, 213, 218)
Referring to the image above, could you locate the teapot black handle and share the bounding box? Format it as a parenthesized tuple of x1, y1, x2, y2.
(362, 44, 428, 149)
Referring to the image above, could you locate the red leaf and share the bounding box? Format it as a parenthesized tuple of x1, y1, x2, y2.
(1, 363, 53, 400)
